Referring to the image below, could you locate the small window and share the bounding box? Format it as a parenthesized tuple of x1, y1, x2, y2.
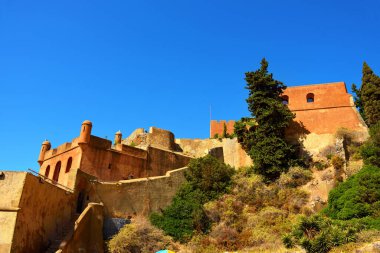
(108, 163, 112, 169)
(306, 93, 314, 103)
(66, 157, 72, 173)
(45, 165, 50, 177)
(282, 95, 289, 105)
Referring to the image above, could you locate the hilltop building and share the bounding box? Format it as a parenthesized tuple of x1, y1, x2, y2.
(211, 82, 368, 155)
(0, 82, 369, 253)
(0, 122, 192, 253)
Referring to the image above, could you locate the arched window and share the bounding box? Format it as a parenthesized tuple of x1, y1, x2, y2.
(45, 165, 50, 178)
(282, 95, 289, 105)
(53, 161, 61, 182)
(306, 93, 314, 103)
(66, 157, 72, 173)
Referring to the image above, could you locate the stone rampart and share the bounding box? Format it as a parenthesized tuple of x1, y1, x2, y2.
(59, 203, 104, 253)
(175, 138, 252, 168)
(0, 172, 76, 253)
(92, 167, 187, 218)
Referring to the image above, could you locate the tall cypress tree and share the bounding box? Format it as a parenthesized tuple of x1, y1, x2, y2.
(235, 58, 295, 181)
(352, 62, 380, 127)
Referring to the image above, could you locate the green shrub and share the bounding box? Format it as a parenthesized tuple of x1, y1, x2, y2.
(314, 160, 329, 171)
(150, 155, 234, 242)
(324, 165, 380, 220)
(278, 167, 313, 188)
(283, 215, 360, 253)
(361, 122, 380, 166)
(184, 155, 235, 200)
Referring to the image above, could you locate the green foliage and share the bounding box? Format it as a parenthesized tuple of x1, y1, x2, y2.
(150, 155, 234, 242)
(324, 165, 380, 220)
(283, 215, 360, 253)
(278, 167, 313, 188)
(183, 155, 235, 200)
(352, 62, 380, 127)
(107, 216, 176, 253)
(361, 121, 380, 167)
(314, 160, 329, 171)
(222, 123, 229, 138)
(235, 59, 296, 181)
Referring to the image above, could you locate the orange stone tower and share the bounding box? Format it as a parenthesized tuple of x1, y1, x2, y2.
(210, 82, 367, 138)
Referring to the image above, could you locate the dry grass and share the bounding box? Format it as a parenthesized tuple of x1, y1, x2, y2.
(107, 216, 178, 253)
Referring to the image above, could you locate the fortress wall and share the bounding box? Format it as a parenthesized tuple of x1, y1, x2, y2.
(222, 138, 253, 168)
(147, 127, 176, 150)
(283, 82, 351, 111)
(11, 173, 76, 253)
(210, 120, 235, 138)
(60, 203, 104, 253)
(93, 167, 187, 218)
(39, 146, 82, 187)
(175, 138, 252, 168)
(147, 147, 191, 177)
(283, 82, 367, 135)
(0, 172, 27, 253)
(79, 145, 148, 181)
(44, 137, 79, 160)
(286, 106, 368, 136)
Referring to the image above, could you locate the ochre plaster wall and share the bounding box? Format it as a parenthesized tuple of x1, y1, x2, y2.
(38, 133, 191, 184)
(147, 147, 191, 176)
(92, 167, 187, 218)
(0, 212, 17, 253)
(39, 145, 82, 188)
(60, 203, 104, 253)
(0, 172, 26, 253)
(11, 173, 76, 253)
(146, 127, 176, 150)
(79, 144, 148, 181)
(210, 120, 235, 138)
(210, 82, 367, 138)
(283, 82, 367, 135)
(176, 138, 252, 168)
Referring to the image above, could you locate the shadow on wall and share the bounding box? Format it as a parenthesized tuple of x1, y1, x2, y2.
(287, 120, 313, 166)
(287, 120, 311, 141)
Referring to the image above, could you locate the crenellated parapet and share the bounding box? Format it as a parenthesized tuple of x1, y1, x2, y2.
(210, 120, 236, 138)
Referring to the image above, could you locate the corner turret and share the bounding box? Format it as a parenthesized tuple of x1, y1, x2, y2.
(78, 120, 92, 144)
(114, 130, 122, 145)
(38, 140, 51, 165)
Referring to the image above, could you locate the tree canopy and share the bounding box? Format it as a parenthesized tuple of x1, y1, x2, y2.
(235, 58, 295, 181)
(352, 62, 380, 127)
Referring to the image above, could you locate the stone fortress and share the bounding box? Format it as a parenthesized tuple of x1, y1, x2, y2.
(0, 82, 368, 253)
(211, 82, 368, 155)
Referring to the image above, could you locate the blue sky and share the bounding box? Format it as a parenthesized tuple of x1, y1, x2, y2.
(1, 0, 379, 171)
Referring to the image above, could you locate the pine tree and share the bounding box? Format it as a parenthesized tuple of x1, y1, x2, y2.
(352, 62, 380, 127)
(235, 58, 295, 181)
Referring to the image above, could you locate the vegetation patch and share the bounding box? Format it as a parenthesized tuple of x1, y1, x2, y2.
(150, 155, 234, 242)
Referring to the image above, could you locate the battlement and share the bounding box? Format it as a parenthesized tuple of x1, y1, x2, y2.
(44, 138, 79, 160)
(210, 120, 235, 138)
(37, 121, 191, 189)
